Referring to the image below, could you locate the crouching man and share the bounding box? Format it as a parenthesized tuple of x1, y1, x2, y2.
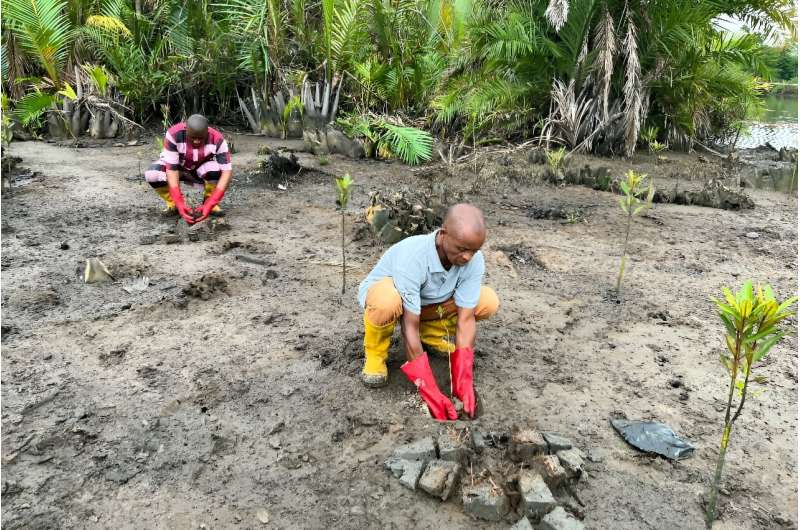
(357, 203, 499, 420)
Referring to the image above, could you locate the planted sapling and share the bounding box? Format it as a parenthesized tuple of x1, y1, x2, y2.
(615, 170, 654, 295)
(335, 173, 354, 294)
(705, 282, 796, 528)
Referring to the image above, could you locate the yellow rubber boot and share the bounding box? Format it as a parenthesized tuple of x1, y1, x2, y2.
(362, 315, 395, 388)
(203, 182, 223, 215)
(154, 186, 177, 214)
(419, 314, 457, 357)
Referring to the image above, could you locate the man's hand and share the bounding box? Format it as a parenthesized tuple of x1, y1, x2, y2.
(194, 187, 225, 223)
(450, 346, 475, 417)
(168, 186, 196, 225)
(401, 353, 458, 421)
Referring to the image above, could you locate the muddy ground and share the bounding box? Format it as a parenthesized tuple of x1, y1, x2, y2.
(1, 134, 797, 529)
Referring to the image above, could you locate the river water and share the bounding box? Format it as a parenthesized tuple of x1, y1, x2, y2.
(736, 93, 798, 150)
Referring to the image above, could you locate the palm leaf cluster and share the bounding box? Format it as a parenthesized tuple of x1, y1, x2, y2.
(1, 0, 795, 154)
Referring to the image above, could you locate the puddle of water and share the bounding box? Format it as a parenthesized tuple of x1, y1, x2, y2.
(737, 94, 798, 150)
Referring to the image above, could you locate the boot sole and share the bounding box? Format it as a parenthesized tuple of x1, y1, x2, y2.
(361, 374, 388, 388)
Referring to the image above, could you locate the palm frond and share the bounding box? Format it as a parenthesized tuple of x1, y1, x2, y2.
(378, 122, 433, 165)
(12, 90, 57, 125)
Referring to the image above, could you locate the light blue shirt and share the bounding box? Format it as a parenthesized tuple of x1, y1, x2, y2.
(358, 230, 485, 315)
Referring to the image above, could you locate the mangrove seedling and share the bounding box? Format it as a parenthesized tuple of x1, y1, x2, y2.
(335, 173, 354, 294)
(615, 170, 654, 295)
(705, 282, 796, 528)
(545, 147, 567, 181)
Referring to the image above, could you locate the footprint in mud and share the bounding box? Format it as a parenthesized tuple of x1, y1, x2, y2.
(182, 274, 229, 300)
(99, 344, 128, 367)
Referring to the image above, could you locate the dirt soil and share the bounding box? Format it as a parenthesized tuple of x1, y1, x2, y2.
(2, 134, 797, 530)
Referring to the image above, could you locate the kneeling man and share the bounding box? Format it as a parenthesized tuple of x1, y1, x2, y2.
(357, 203, 499, 420)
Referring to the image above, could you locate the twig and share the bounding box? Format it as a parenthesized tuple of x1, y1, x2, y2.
(234, 255, 274, 266)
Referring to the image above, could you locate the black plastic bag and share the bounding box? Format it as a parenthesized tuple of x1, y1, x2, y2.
(610, 419, 694, 460)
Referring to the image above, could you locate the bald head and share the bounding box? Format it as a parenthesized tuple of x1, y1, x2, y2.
(187, 114, 208, 134)
(444, 203, 486, 241)
(437, 203, 486, 268)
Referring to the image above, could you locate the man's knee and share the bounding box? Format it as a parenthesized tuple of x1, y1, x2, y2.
(145, 163, 167, 188)
(475, 286, 499, 321)
(365, 277, 403, 326)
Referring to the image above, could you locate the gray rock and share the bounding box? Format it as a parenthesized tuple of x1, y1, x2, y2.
(438, 432, 470, 463)
(511, 516, 535, 530)
(542, 432, 572, 453)
(585, 448, 604, 463)
(418, 460, 460, 500)
(393, 437, 437, 463)
(533, 455, 567, 490)
(511, 429, 547, 462)
(462, 482, 510, 521)
(471, 430, 487, 453)
(385, 457, 424, 490)
(518, 470, 556, 519)
(539, 506, 584, 530)
(745, 231, 760, 239)
(556, 448, 584, 479)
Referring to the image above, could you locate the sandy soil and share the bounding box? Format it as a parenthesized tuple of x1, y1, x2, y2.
(1, 134, 797, 530)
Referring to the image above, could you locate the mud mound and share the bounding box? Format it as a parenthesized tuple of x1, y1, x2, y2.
(182, 274, 229, 300)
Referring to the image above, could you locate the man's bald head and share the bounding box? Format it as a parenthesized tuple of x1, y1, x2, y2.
(186, 114, 209, 146)
(444, 203, 486, 241)
(187, 114, 208, 134)
(436, 203, 487, 268)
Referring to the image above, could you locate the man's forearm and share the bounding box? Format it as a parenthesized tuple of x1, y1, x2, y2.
(166, 169, 181, 188)
(401, 313, 425, 361)
(217, 169, 232, 192)
(455, 313, 476, 349)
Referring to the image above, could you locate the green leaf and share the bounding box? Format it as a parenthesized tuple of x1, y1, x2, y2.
(12, 91, 56, 125)
(618, 197, 628, 215)
(57, 82, 77, 100)
(752, 331, 786, 363)
(378, 123, 433, 165)
(719, 312, 737, 337)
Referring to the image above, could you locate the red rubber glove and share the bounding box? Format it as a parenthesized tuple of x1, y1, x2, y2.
(450, 346, 475, 418)
(169, 186, 195, 225)
(194, 187, 225, 223)
(401, 353, 457, 421)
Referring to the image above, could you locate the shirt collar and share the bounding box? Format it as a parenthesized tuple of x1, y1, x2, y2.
(428, 230, 446, 273)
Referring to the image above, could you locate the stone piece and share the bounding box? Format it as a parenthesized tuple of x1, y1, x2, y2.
(532, 455, 567, 490)
(438, 432, 470, 464)
(511, 516, 535, 530)
(510, 429, 547, 462)
(539, 506, 585, 530)
(392, 437, 437, 463)
(462, 482, 510, 522)
(385, 457, 424, 490)
(542, 432, 573, 453)
(556, 449, 584, 479)
(518, 470, 556, 519)
(418, 460, 460, 500)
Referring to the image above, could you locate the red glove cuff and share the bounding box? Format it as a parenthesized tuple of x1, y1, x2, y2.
(205, 187, 225, 208)
(168, 186, 187, 209)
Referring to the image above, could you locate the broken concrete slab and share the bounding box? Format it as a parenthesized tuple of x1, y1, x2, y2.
(385, 457, 425, 490)
(539, 506, 584, 530)
(418, 460, 460, 501)
(462, 482, 510, 521)
(438, 432, 470, 463)
(518, 470, 557, 519)
(542, 432, 572, 453)
(511, 516, 535, 530)
(533, 455, 568, 490)
(556, 448, 584, 479)
(511, 429, 547, 461)
(392, 437, 437, 463)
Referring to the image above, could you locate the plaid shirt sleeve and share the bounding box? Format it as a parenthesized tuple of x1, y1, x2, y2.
(160, 130, 182, 170)
(215, 137, 232, 171)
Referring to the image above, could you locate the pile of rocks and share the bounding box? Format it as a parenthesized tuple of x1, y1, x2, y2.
(385, 426, 586, 529)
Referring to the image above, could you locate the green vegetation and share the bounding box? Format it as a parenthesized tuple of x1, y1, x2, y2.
(334, 173, 354, 294)
(615, 170, 654, 295)
(705, 283, 796, 528)
(2, 0, 796, 156)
